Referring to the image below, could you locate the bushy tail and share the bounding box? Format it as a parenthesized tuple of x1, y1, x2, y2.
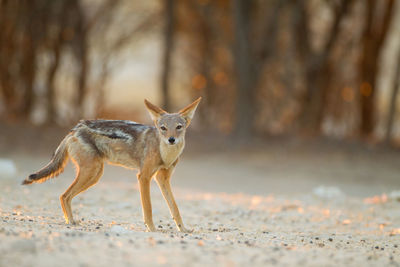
(22, 135, 70, 185)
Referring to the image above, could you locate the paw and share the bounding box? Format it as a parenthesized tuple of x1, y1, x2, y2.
(145, 224, 157, 232)
(178, 226, 193, 233)
(65, 217, 80, 225)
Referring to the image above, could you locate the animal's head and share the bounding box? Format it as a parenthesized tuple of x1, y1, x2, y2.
(144, 97, 201, 145)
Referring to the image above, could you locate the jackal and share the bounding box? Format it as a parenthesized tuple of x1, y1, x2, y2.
(22, 98, 201, 232)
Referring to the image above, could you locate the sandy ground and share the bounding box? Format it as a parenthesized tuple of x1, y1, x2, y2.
(1, 133, 400, 267)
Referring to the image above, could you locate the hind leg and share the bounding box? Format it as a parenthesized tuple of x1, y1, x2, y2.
(60, 155, 103, 224)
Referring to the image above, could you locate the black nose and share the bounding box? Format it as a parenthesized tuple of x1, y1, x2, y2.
(168, 137, 175, 144)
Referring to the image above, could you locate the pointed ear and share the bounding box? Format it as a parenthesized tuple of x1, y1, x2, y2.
(179, 97, 202, 125)
(144, 99, 167, 122)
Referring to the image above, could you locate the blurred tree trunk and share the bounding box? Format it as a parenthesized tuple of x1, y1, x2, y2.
(74, 0, 89, 119)
(231, 0, 284, 137)
(46, 1, 68, 124)
(294, 0, 353, 134)
(385, 48, 400, 144)
(21, 40, 37, 118)
(20, 1, 38, 119)
(232, 0, 256, 138)
(76, 32, 88, 119)
(198, 18, 214, 125)
(301, 58, 332, 134)
(0, 0, 18, 117)
(0, 1, 43, 120)
(359, 0, 394, 137)
(194, 3, 215, 126)
(46, 38, 63, 124)
(161, 0, 175, 111)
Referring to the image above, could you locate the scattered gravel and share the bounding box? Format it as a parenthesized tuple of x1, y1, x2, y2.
(0, 174, 399, 267)
(1, 148, 400, 267)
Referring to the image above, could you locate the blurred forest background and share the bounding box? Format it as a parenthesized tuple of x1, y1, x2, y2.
(1, 0, 400, 144)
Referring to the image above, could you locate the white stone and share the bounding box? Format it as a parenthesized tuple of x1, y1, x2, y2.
(388, 190, 400, 201)
(110, 225, 129, 234)
(312, 186, 344, 199)
(0, 158, 17, 178)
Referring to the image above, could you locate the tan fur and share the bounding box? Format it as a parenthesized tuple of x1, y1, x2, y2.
(23, 98, 201, 232)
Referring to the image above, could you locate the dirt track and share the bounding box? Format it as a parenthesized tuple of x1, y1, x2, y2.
(1, 136, 400, 266)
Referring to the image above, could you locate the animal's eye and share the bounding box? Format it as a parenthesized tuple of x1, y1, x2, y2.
(160, 126, 167, 131)
(176, 125, 182, 130)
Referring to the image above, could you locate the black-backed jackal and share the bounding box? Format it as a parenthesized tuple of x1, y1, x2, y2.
(22, 98, 201, 232)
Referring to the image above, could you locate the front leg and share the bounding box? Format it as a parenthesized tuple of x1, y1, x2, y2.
(137, 172, 156, 232)
(155, 166, 192, 233)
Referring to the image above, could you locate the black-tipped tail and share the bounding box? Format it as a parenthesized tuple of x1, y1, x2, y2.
(21, 135, 69, 185)
(22, 174, 37, 185)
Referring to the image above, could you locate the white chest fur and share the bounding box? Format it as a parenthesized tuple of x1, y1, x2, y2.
(160, 141, 184, 168)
